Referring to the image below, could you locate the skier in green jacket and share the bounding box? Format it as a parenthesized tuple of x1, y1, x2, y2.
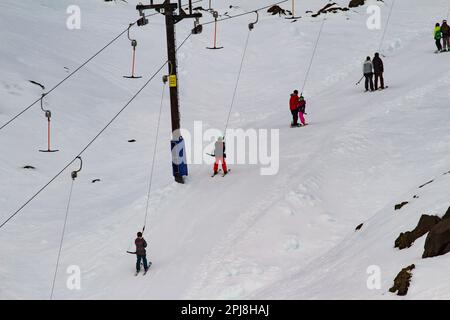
(434, 23, 443, 53)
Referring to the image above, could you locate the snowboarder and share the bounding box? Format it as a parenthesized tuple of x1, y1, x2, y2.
(212, 137, 228, 176)
(289, 90, 300, 127)
(363, 56, 374, 92)
(372, 52, 385, 90)
(441, 20, 450, 52)
(434, 23, 443, 53)
(298, 95, 307, 126)
(135, 232, 149, 275)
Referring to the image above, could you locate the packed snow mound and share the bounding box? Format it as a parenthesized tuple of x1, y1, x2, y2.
(1, 0, 450, 299)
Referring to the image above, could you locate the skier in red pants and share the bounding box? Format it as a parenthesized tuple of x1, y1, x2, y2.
(212, 137, 228, 176)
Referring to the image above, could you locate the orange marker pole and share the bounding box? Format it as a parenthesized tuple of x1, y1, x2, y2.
(132, 48, 136, 77)
(47, 118, 51, 151)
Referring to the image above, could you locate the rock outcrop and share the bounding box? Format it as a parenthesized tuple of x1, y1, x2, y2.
(389, 264, 415, 296)
(394, 215, 441, 249)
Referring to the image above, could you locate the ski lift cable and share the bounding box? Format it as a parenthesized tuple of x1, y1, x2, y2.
(301, 17, 326, 95)
(223, 12, 258, 135)
(143, 0, 203, 18)
(223, 31, 251, 134)
(50, 156, 82, 300)
(447, 0, 450, 19)
(0, 0, 201, 133)
(200, 0, 289, 27)
(0, 26, 132, 133)
(142, 81, 167, 234)
(0, 33, 193, 231)
(378, 0, 396, 52)
(0, 0, 282, 134)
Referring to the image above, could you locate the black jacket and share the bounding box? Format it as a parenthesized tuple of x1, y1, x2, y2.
(441, 23, 450, 37)
(135, 238, 147, 256)
(372, 56, 384, 74)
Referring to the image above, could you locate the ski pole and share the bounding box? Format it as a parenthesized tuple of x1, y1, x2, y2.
(356, 75, 364, 86)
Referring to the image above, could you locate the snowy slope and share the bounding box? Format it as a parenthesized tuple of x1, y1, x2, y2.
(1, 0, 450, 299)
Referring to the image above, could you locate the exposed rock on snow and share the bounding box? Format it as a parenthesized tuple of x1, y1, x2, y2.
(348, 0, 365, 8)
(423, 217, 450, 258)
(355, 223, 363, 231)
(267, 5, 288, 16)
(394, 214, 441, 249)
(442, 207, 450, 220)
(394, 201, 408, 210)
(419, 180, 434, 188)
(311, 3, 349, 17)
(389, 264, 415, 296)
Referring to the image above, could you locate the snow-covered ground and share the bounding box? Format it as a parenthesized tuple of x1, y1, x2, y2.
(1, 0, 450, 299)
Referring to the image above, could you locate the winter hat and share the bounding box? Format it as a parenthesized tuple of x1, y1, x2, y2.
(137, 232, 143, 237)
(293, 90, 299, 94)
(299, 95, 304, 100)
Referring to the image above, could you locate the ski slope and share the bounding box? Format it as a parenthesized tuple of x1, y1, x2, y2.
(1, 0, 450, 299)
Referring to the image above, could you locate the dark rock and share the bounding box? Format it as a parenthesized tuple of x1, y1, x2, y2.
(389, 264, 415, 296)
(419, 180, 434, 188)
(394, 201, 408, 210)
(22, 165, 36, 170)
(28, 80, 45, 90)
(442, 207, 450, 220)
(128, 139, 136, 143)
(413, 195, 419, 199)
(394, 215, 441, 249)
(423, 219, 450, 258)
(92, 179, 101, 183)
(311, 3, 349, 17)
(349, 0, 365, 8)
(267, 5, 287, 16)
(355, 223, 363, 231)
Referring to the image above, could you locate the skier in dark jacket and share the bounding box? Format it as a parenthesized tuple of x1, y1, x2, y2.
(298, 95, 307, 126)
(372, 52, 385, 90)
(135, 232, 148, 274)
(441, 20, 450, 51)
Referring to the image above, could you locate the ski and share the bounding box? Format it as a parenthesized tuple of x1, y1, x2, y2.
(222, 169, 231, 177)
(143, 262, 152, 275)
(211, 169, 222, 177)
(134, 271, 140, 276)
